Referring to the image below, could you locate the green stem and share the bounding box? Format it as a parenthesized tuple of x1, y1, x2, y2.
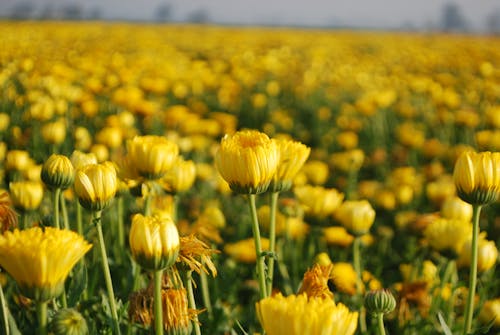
(0, 278, 10, 335)
(22, 212, 29, 229)
(248, 194, 268, 299)
(346, 170, 358, 201)
(463, 204, 482, 335)
(153, 270, 163, 335)
(144, 184, 153, 216)
(94, 211, 122, 335)
(36, 301, 48, 335)
(76, 201, 83, 236)
(200, 266, 213, 319)
(53, 188, 61, 229)
(59, 190, 69, 230)
(353, 236, 367, 333)
(266, 191, 279, 295)
(117, 197, 124, 249)
(377, 313, 386, 335)
(185, 270, 201, 335)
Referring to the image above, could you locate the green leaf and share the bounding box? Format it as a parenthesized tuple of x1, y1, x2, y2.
(437, 312, 453, 335)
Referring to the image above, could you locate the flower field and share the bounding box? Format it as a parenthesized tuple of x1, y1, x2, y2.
(0, 21, 499, 334)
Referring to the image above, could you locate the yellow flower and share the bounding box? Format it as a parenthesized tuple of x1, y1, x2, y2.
(294, 185, 344, 225)
(41, 154, 75, 190)
(301, 160, 329, 185)
(129, 213, 180, 271)
(423, 218, 472, 256)
(215, 130, 279, 194)
(41, 119, 66, 145)
(224, 238, 270, 264)
(126, 135, 179, 180)
(440, 196, 473, 222)
(70, 150, 98, 171)
(159, 156, 196, 194)
(270, 138, 310, 192)
(458, 233, 498, 272)
(298, 264, 334, 300)
(329, 149, 365, 173)
(331, 262, 358, 295)
(162, 288, 192, 335)
(453, 151, 500, 205)
(5, 150, 31, 172)
(323, 226, 354, 248)
(479, 298, 500, 328)
(0, 227, 91, 301)
(9, 181, 44, 212)
(256, 293, 358, 335)
(74, 162, 118, 211)
(334, 200, 376, 236)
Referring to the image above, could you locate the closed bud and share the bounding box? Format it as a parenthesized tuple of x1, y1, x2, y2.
(51, 308, 89, 335)
(41, 154, 75, 190)
(74, 162, 117, 211)
(364, 289, 396, 315)
(9, 181, 44, 212)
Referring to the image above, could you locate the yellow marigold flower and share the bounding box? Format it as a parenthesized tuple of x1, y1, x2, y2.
(323, 226, 354, 248)
(453, 151, 500, 205)
(440, 196, 473, 222)
(334, 200, 376, 236)
(74, 162, 117, 211)
(331, 262, 358, 295)
(301, 160, 329, 185)
(126, 135, 179, 180)
(336, 131, 359, 150)
(298, 264, 334, 300)
(41, 119, 66, 145)
(314, 252, 333, 267)
(0, 227, 91, 301)
(329, 149, 365, 173)
(5, 150, 31, 172)
(294, 185, 344, 225)
(96, 126, 123, 150)
(41, 154, 75, 190)
(0, 113, 10, 132)
(159, 156, 196, 194)
(256, 293, 358, 335)
(9, 181, 44, 212)
(129, 214, 180, 271)
(458, 233, 498, 272)
(479, 298, 500, 328)
(74, 126, 92, 151)
(224, 238, 270, 264)
(424, 218, 472, 256)
(270, 138, 310, 192)
(215, 130, 279, 194)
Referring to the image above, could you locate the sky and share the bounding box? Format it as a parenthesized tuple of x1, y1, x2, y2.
(1, 0, 499, 31)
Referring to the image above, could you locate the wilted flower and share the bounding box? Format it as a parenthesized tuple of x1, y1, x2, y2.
(0, 192, 18, 232)
(0, 227, 91, 301)
(453, 151, 500, 205)
(74, 162, 117, 211)
(256, 293, 358, 335)
(177, 235, 218, 277)
(129, 213, 180, 271)
(298, 264, 334, 300)
(215, 130, 279, 194)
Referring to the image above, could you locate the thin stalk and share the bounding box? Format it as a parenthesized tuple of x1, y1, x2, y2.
(94, 211, 122, 335)
(36, 301, 48, 335)
(22, 212, 29, 229)
(463, 204, 482, 335)
(144, 185, 153, 216)
(0, 278, 9, 335)
(53, 188, 61, 229)
(200, 266, 213, 319)
(59, 190, 70, 230)
(185, 270, 201, 335)
(76, 201, 83, 236)
(248, 194, 268, 299)
(376, 313, 386, 335)
(117, 197, 124, 249)
(153, 270, 163, 335)
(266, 191, 279, 295)
(353, 236, 367, 333)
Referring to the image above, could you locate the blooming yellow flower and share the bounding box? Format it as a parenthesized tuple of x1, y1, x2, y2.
(294, 185, 344, 225)
(70, 150, 98, 171)
(5, 150, 31, 172)
(458, 233, 498, 272)
(129, 213, 180, 271)
(224, 238, 270, 264)
(9, 181, 44, 212)
(440, 196, 473, 222)
(0, 227, 91, 301)
(256, 293, 358, 335)
(270, 138, 310, 192)
(323, 226, 354, 248)
(423, 218, 472, 256)
(479, 298, 500, 328)
(41, 154, 75, 190)
(453, 151, 500, 205)
(334, 200, 376, 236)
(74, 162, 118, 211)
(301, 160, 329, 185)
(41, 119, 66, 145)
(126, 135, 179, 180)
(215, 130, 279, 194)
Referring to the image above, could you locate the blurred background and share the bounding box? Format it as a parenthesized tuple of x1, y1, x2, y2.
(1, 0, 500, 34)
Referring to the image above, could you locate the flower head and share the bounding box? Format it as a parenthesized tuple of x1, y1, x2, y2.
(334, 200, 376, 236)
(9, 180, 44, 212)
(51, 308, 89, 335)
(298, 264, 334, 300)
(129, 213, 180, 271)
(159, 156, 196, 194)
(0, 227, 91, 301)
(270, 138, 310, 192)
(364, 289, 397, 315)
(256, 293, 358, 335)
(215, 130, 279, 194)
(0, 192, 17, 232)
(126, 135, 179, 180)
(453, 151, 500, 205)
(424, 218, 472, 257)
(41, 154, 75, 190)
(458, 233, 498, 272)
(74, 162, 118, 211)
(294, 185, 344, 225)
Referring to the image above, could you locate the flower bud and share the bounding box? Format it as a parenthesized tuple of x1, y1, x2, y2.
(9, 181, 44, 212)
(364, 289, 396, 315)
(51, 308, 89, 335)
(74, 162, 117, 211)
(334, 200, 376, 236)
(129, 214, 180, 271)
(41, 154, 75, 190)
